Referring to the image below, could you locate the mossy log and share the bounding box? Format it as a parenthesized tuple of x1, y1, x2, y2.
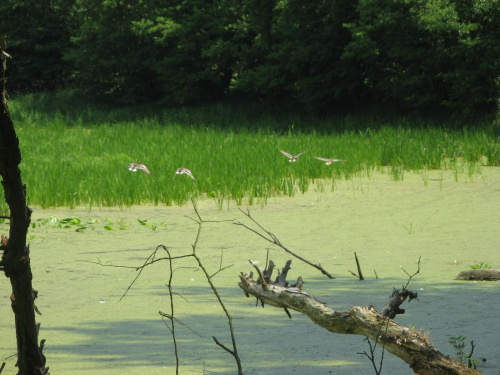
(455, 269, 500, 281)
(238, 270, 480, 375)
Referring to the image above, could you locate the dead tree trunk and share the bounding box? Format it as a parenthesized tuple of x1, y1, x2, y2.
(0, 37, 48, 375)
(238, 264, 480, 375)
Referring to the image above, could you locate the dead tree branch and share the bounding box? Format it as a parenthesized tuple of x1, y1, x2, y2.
(238, 260, 480, 375)
(158, 245, 179, 374)
(234, 208, 335, 279)
(380, 257, 420, 319)
(95, 198, 242, 374)
(348, 252, 365, 280)
(188, 199, 243, 374)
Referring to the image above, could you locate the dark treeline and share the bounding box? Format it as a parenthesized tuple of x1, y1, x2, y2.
(1, 0, 499, 119)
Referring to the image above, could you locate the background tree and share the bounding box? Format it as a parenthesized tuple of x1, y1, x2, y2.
(131, 0, 241, 104)
(1, 0, 499, 117)
(233, 0, 361, 114)
(0, 0, 75, 92)
(65, 0, 163, 104)
(342, 0, 500, 117)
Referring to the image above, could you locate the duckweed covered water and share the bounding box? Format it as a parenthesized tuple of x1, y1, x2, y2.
(1, 168, 499, 374)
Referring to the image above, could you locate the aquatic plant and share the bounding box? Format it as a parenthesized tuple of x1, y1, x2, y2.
(469, 262, 491, 270)
(449, 335, 485, 370)
(3, 94, 498, 209)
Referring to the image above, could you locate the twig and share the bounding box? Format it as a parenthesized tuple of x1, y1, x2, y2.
(159, 312, 202, 337)
(79, 253, 194, 269)
(160, 245, 179, 374)
(189, 199, 243, 374)
(467, 340, 478, 369)
(210, 248, 234, 279)
(401, 256, 421, 290)
(234, 208, 335, 279)
(118, 246, 162, 301)
(85, 197, 240, 372)
(358, 317, 390, 375)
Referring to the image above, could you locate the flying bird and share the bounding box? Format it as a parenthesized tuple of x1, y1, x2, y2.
(279, 150, 308, 162)
(174, 167, 195, 180)
(314, 157, 346, 165)
(128, 163, 150, 174)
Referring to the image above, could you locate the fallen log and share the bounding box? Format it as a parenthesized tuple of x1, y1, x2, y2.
(455, 269, 500, 281)
(238, 263, 480, 375)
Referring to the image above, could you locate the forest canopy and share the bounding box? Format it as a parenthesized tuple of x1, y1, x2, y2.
(1, 0, 499, 117)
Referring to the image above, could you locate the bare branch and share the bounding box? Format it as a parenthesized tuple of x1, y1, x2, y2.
(355, 252, 364, 280)
(234, 209, 335, 279)
(118, 246, 162, 301)
(210, 248, 234, 279)
(212, 336, 236, 356)
(161, 246, 179, 374)
(188, 198, 243, 374)
(402, 256, 421, 290)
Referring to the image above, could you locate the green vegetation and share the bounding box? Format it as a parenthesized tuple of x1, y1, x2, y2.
(449, 335, 485, 370)
(1, 92, 498, 210)
(1, 0, 499, 117)
(28, 215, 167, 235)
(469, 263, 491, 270)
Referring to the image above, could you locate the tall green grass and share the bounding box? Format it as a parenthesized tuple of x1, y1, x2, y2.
(1, 92, 499, 210)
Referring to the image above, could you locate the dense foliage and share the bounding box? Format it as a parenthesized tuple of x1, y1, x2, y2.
(4, 91, 498, 209)
(1, 0, 499, 117)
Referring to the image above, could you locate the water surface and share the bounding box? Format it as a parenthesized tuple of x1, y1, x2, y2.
(1, 168, 499, 374)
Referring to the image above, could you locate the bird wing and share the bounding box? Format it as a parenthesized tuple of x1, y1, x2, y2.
(139, 165, 151, 174)
(279, 150, 293, 159)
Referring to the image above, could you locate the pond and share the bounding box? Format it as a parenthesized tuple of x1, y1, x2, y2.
(1, 168, 499, 374)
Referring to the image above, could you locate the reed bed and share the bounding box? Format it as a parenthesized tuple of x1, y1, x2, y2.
(2, 92, 499, 210)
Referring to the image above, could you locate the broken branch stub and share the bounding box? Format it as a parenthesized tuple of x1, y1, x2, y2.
(380, 288, 418, 319)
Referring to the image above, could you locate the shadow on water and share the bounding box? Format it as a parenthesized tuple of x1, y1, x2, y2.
(22, 278, 498, 375)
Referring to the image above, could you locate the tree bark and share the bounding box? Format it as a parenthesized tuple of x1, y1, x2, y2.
(238, 271, 480, 375)
(0, 38, 48, 375)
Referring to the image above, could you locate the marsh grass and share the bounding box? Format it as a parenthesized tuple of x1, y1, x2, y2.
(2, 92, 499, 210)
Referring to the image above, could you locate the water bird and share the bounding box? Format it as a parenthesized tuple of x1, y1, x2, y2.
(314, 157, 346, 165)
(174, 167, 195, 180)
(128, 163, 150, 174)
(279, 150, 308, 162)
